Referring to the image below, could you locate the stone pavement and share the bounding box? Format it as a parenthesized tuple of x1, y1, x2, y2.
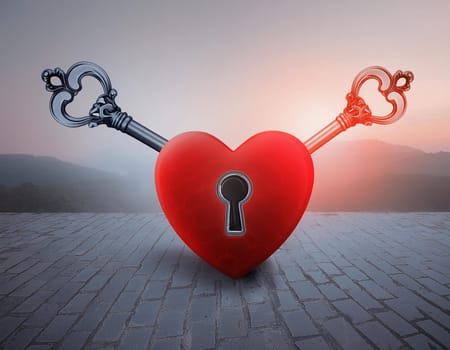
(0, 213, 449, 350)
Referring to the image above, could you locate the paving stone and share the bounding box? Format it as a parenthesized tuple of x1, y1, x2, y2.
(171, 262, 197, 288)
(193, 277, 216, 295)
(24, 345, 53, 350)
(155, 309, 185, 337)
(150, 336, 182, 350)
(417, 289, 450, 312)
(72, 299, 111, 331)
(347, 287, 382, 309)
(281, 309, 318, 337)
(305, 269, 329, 284)
(41, 274, 72, 292)
(318, 283, 347, 301)
(26, 262, 53, 276)
(10, 277, 46, 298)
(367, 257, 400, 275)
(332, 275, 359, 291)
(97, 268, 136, 303)
(118, 327, 152, 350)
(71, 267, 99, 282)
(384, 298, 423, 321)
(266, 274, 288, 290)
(274, 289, 298, 311)
(190, 295, 216, 322)
(93, 312, 129, 342)
(333, 299, 372, 323)
(375, 311, 417, 336)
(110, 291, 140, 313)
(47, 282, 83, 306)
(60, 293, 96, 314)
(290, 280, 322, 300)
(357, 320, 403, 349)
(358, 280, 393, 300)
(13, 290, 53, 313)
(417, 319, 450, 348)
(129, 300, 161, 327)
(220, 280, 242, 307)
(0, 317, 25, 343)
(0, 296, 26, 317)
(218, 307, 247, 338)
(81, 274, 111, 292)
(142, 280, 168, 300)
(342, 266, 368, 281)
(59, 331, 91, 350)
(218, 337, 248, 350)
(417, 277, 450, 296)
(163, 287, 191, 309)
(241, 282, 269, 304)
(322, 317, 372, 350)
(423, 268, 450, 285)
(392, 273, 429, 294)
(304, 299, 337, 320)
(239, 329, 270, 349)
(318, 262, 342, 276)
(295, 336, 333, 350)
(6, 258, 39, 274)
(405, 334, 445, 350)
(189, 320, 216, 349)
(329, 255, 353, 268)
(283, 265, 306, 282)
(125, 275, 148, 292)
(414, 296, 450, 329)
(2, 323, 36, 349)
(36, 314, 78, 342)
(23, 303, 59, 328)
(248, 301, 276, 328)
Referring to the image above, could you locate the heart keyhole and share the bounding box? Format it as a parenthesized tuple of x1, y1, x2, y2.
(217, 172, 252, 236)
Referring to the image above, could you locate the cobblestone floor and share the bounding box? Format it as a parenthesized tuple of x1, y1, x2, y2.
(0, 213, 449, 349)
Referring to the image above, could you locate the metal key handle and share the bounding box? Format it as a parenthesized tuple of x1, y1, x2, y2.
(305, 66, 414, 154)
(41, 62, 167, 152)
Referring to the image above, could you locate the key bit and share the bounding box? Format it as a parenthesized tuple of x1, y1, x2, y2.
(304, 66, 414, 154)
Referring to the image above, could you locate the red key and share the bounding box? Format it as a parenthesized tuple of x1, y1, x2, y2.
(305, 66, 414, 154)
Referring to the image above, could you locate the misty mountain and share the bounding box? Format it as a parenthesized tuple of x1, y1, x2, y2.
(0, 154, 116, 186)
(0, 154, 160, 212)
(309, 140, 450, 211)
(0, 139, 449, 212)
(312, 140, 426, 187)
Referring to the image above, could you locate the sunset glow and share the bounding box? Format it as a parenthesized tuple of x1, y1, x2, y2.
(0, 0, 449, 169)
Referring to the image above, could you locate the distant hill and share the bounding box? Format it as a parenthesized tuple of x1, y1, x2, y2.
(309, 140, 450, 211)
(0, 154, 159, 212)
(0, 154, 116, 186)
(0, 140, 449, 212)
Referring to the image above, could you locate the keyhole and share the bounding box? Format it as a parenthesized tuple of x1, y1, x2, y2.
(217, 171, 252, 236)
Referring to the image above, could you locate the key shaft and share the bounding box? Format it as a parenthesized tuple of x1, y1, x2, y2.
(305, 66, 414, 154)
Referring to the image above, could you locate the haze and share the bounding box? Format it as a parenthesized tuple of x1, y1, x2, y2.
(1, 0, 449, 175)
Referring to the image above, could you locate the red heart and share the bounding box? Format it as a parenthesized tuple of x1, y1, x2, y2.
(155, 131, 314, 278)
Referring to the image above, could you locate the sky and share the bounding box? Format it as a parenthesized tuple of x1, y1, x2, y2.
(1, 0, 449, 174)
